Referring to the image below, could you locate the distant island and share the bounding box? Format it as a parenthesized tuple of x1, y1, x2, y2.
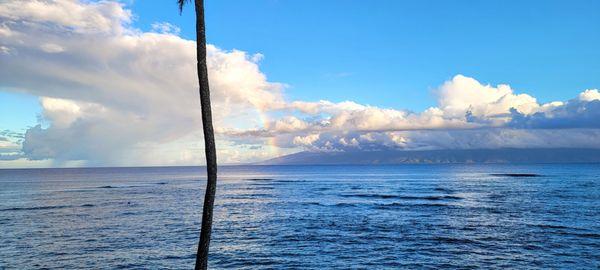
(260, 148, 600, 165)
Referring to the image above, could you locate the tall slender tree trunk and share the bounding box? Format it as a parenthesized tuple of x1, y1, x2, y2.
(193, 0, 217, 269)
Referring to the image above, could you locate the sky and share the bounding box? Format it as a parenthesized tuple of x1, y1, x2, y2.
(0, 0, 600, 167)
(134, 0, 600, 110)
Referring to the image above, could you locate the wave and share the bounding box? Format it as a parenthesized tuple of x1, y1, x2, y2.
(0, 205, 70, 211)
(490, 173, 541, 177)
(339, 194, 399, 199)
(302, 202, 359, 207)
(228, 193, 274, 199)
(531, 224, 571, 230)
(431, 236, 479, 245)
(340, 194, 463, 200)
(97, 184, 146, 189)
(553, 231, 600, 239)
(1, 203, 97, 212)
(375, 202, 449, 208)
(242, 186, 275, 190)
(433, 187, 454, 193)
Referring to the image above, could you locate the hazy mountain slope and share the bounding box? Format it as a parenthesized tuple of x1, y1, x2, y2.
(259, 148, 600, 165)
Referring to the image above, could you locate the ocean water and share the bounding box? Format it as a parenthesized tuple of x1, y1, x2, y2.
(1, 164, 599, 269)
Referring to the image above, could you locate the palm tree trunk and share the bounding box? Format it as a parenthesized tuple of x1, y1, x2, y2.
(193, 0, 217, 269)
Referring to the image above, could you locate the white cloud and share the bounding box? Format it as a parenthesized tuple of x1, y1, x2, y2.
(508, 95, 600, 129)
(292, 133, 320, 147)
(268, 116, 309, 133)
(151, 22, 180, 35)
(437, 75, 539, 123)
(229, 75, 550, 138)
(578, 89, 600, 102)
(0, 131, 25, 162)
(0, 23, 13, 37)
(242, 76, 600, 152)
(40, 43, 65, 53)
(282, 128, 600, 153)
(0, 0, 283, 166)
(0, 0, 131, 34)
(0, 46, 11, 54)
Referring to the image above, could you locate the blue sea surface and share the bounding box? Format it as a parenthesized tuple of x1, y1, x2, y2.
(0, 164, 599, 269)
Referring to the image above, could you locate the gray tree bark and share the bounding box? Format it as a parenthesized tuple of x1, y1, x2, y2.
(192, 0, 217, 269)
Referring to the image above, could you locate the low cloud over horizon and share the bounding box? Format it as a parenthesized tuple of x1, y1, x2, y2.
(1, 0, 600, 167)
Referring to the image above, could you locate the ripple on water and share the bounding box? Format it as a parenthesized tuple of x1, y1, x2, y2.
(0, 205, 70, 212)
(339, 193, 463, 201)
(1, 165, 599, 269)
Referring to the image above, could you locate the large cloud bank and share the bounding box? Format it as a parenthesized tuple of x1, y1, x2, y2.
(1, 0, 599, 166)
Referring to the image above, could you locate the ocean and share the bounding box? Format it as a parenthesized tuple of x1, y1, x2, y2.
(1, 164, 599, 269)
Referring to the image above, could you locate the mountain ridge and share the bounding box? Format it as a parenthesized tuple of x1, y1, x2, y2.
(258, 148, 600, 165)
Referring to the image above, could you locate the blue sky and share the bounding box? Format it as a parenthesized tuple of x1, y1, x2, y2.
(0, 91, 40, 131)
(4, 0, 600, 133)
(130, 0, 600, 110)
(1, 0, 600, 167)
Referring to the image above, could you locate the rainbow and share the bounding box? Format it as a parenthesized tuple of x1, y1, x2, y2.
(256, 109, 280, 158)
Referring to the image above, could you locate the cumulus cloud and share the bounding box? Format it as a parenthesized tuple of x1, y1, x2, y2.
(303, 129, 600, 152)
(508, 92, 600, 129)
(0, 0, 131, 34)
(230, 75, 600, 152)
(578, 89, 600, 102)
(151, 22, 180, 35)
(0, 131, 24, 161)
(237, 75, 600, 152)
(0, 0, 283, 165)
(437, 75, 539, 121)
(39, 43, 65, 53)
(0, 0, 599, 166)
